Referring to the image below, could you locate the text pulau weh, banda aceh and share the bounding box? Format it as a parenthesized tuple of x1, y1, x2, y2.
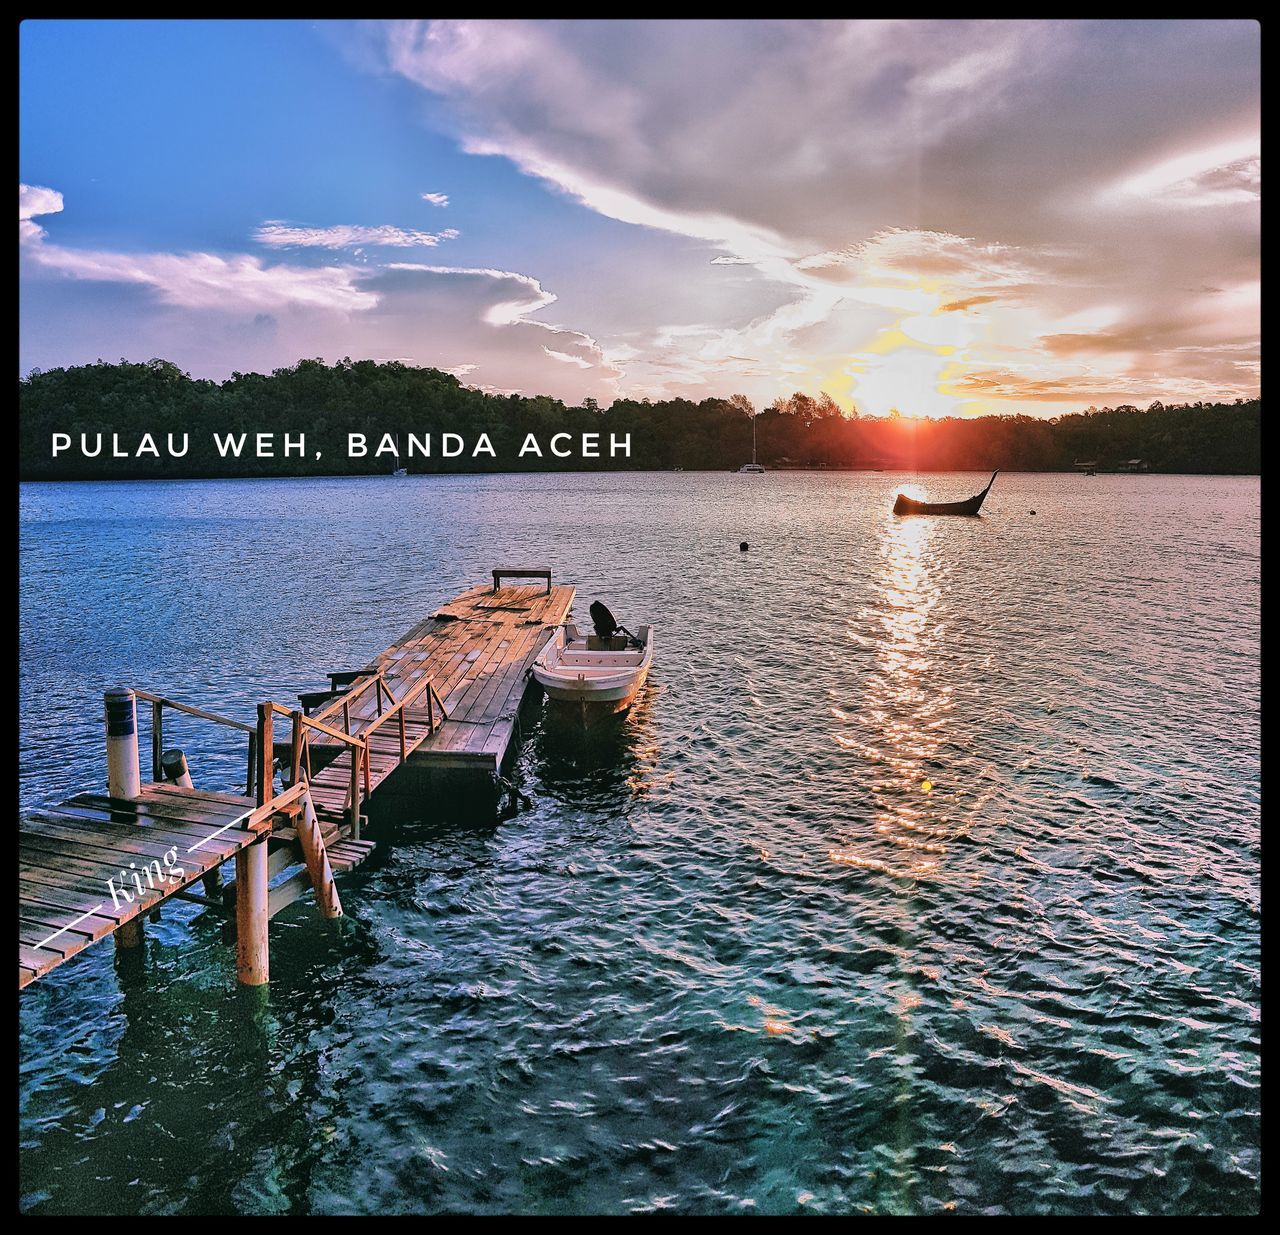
(49, 431, 633, 460)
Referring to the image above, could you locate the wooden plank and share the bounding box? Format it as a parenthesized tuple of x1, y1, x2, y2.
(19, 944, 62, 975)
(267, 868, 314, 918)
(134, 783, 256, 812)
(19, 906, 120, 945)
(19, 878, 144, 924)
(20, 865, 121, 901)
(56, 797, 258, 842)
(29, 810, 257, 858)
(19, 828, 236, 875)
(21, 845, 197, 889)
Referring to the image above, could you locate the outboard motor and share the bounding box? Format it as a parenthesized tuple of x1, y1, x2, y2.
(589, 600, 641, 647)
(590, 600, 619, 640)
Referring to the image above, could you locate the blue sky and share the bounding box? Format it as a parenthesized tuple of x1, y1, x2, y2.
(20, 20, 1260, 416)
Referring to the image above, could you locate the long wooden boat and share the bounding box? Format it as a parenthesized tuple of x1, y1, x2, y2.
(893, 471, 998, 516)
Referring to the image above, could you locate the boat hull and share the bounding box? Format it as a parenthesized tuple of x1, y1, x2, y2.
(893, 493, 984, 516)
(535, 669, 649, 710)
(893, 470, 997, 516)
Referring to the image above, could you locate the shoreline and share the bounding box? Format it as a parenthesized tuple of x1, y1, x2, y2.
(17, 466, 1263, 485)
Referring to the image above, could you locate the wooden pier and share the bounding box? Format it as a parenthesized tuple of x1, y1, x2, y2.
(18, 569, 573, 991)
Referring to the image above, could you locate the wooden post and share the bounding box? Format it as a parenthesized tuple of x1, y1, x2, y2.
(116, 917, 144, 950)
(234, 838, 269, 986)
(151, 700, 163, 782)
(256, 703, 273, 807)
(245, 730, 257, 797)
(290, 711, 304, 788)
(296, 791, 342, 919)
(349, 749, 361, 840)
(104, 688, 141, 800)
(398, 708, 407, 762)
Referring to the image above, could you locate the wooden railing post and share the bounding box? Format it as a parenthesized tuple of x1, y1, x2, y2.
(256, 703, 273, 807)
(151, 699, 164, 782)
(290, 710, 304, 788)
(398, 708, 407, 762)
(245, 730, 257, 797)
(349, 748, 361, 840)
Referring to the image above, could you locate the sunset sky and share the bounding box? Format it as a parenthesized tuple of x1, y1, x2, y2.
(19, 19, 1260, 418)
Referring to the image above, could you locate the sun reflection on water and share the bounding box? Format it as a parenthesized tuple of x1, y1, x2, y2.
(831, 513, 957, 880)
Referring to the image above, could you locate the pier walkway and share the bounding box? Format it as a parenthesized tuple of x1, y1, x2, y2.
(18, 569, 573, 991)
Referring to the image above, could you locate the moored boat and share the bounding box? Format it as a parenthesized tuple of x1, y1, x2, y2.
(532, 601, 653, 713)
(893, 470, 998, 516)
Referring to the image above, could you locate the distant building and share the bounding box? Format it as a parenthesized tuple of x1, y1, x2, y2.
(1114, 458, 1150, 472)
(1072, 459, 1099, 471)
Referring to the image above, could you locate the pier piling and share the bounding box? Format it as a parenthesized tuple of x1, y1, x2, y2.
(234, 839, 270, 986)
(104, 687, 141, 800)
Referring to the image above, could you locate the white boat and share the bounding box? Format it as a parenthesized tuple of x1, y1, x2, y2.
(532, 603, 653, 713)
(737, 411, 764, 472)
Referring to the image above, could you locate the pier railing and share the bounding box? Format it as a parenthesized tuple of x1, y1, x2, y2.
(135, 688, 257, 797)
(258, 673, 448, 833)
(128, 671, 448, 834)
(359, 673, 448, 755)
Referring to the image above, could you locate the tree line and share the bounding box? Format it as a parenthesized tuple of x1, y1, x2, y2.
(18, 357, 1261, 479)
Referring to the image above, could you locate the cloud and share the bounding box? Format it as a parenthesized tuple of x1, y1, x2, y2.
(940, 295, 1001, 313)
(376, 19, 1260, 414)
(21, 186, 376, 312)
(543, 346, 592, 368)
(1099, 133, 1261, 209)
(18, 186, 619, 403)
(420, 192, 450, 207)
(19, 182, 64, 244)
(19, 183, 63, 223)
(254, 222, 460, 249)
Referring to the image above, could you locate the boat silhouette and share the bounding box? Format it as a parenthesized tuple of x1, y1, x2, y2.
(893, 471, 998, 516)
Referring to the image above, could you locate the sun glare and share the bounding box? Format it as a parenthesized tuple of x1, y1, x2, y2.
(840, 276, 994, 420)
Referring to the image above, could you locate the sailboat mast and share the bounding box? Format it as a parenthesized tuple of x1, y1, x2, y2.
(752, 413, 757, 465)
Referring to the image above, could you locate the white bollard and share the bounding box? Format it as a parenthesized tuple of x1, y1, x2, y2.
(160, 748, 194, 788)
(104, 687, 141, 800)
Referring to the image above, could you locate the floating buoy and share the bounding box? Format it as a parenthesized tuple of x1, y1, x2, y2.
(1029, 509, 1036, 515)
(740, 542, 749, 552)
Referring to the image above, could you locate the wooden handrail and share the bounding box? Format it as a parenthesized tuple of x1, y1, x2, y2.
(265, 701, 366, 750)
(310, 671, 386, 725)
(136, 688, 258, 795)
(134, 689, 255, 733)
(360, 673, 437, 741)
(245, 779, 308, 830)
